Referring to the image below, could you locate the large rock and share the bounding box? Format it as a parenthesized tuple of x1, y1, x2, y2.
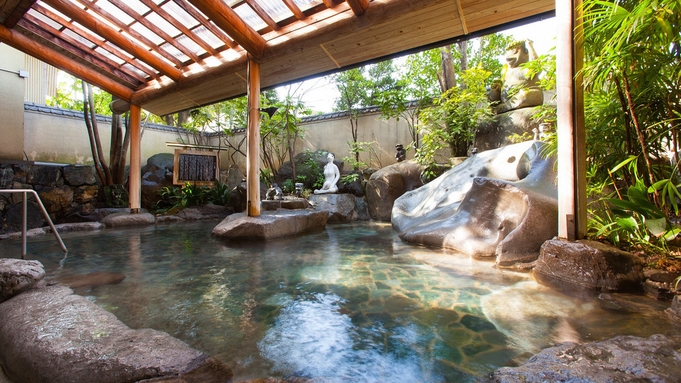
(308, 194, 357, 223)
(26, 165, 63, 186)
(0, 167, 13, 188)
(73, 185, 99, 204)
(666, 295, 681, 322)
(62, 165, 97, 186)
(38, 185, 74, 216)
(212, 209, 329, 240)
(3, 201, 45, 232)
(175, 204, 232, 220)
(101, 211, 156, 227)
(365, 160, 423, 221)
(0, 285, 232, 383)
(141, 153, 175, 209)
(487, 334, 681, 383)
(393, 141, 557, 265)
(0, 259, 45, 303)
(534, 239, 645, 295)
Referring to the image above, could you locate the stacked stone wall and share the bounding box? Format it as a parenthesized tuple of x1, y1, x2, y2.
(0, 163, 100, 234)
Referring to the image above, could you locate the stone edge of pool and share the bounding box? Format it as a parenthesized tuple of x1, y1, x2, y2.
(0, 260, 233, 383)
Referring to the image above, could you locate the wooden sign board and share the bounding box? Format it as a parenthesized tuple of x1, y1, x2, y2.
(173, 149, 218, 186)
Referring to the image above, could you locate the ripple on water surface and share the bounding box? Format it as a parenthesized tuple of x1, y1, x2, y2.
(2, 221, 679, 382)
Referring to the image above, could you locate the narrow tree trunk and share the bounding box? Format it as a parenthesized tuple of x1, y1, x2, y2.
(614, 76, 633, 155)
(439, 46, 456, 92)
(622, 73, 659, 204)
(84, 83, 113, 185)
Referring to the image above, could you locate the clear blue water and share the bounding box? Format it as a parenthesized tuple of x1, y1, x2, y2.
(2, 221, 678, 382)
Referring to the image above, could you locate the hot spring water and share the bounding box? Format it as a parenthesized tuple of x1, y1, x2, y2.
(2, 221, 678, 382)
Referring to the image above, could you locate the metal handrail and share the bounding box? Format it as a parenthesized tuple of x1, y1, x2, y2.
(0, 189, 67, 259)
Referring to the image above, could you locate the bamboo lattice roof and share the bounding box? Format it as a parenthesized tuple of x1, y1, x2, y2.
(0, 0, 554, 115)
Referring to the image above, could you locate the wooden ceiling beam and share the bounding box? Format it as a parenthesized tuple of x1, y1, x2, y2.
(171, 0, 237, 49)
(186, 0, 266, 58)
(346, 0, 369, 16)
(138, 0, 219, 56)
(2, 0, 37, 28)
(77, 0, 186, 68)
(281, 0, 305, 20)
(31, 2, 158, 79)
(455, 0, 468, 35)
(244, 0, 280, 31)
(0, 23, 134, 100)
(18, 18, 143, 87)
(321, 0, 335, 8)
(107, 0, 201, 64)
(43, 0, 183, 81)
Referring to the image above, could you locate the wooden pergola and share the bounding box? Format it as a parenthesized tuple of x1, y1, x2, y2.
(0, 0, 584, 239)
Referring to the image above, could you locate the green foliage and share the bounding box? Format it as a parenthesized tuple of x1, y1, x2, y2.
(341, 173, 359, 184)
(589, 156, 680, 251)
(154, 182, 231, 213)
(416, 67, 493, 178)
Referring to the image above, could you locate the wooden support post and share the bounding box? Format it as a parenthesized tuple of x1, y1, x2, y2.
(247, 58, 261, 217)
(129, 104, 142, 213)
(556, 0, 586, 240)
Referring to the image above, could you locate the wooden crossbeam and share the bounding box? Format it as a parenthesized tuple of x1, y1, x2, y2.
(77, 0, 185, 68)
(18, 18, 143, 87)
(346, 0, 369, 16)
(109, 0, 202, 64)
(455, 0, 468, 35)
(187, 0, 266, 58)
(245, 0, 280, 31)
(171, 0, 237, 49)
(2, 0, 36, 28)
(43, 0, 183, 81)
(139, 0, 219, 56)
(0, 23, 134, 100)
(281, 0, 305, 20)
(30, 2, 157, 79)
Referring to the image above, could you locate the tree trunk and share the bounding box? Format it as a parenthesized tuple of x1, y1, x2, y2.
(82, 82, 112, 186)
(439, 46, 456, 92)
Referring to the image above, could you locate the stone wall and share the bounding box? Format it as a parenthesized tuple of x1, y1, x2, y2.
(0, 164, 99, 234)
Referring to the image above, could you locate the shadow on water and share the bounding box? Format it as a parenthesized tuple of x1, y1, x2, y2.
(2, 221, 679, 382)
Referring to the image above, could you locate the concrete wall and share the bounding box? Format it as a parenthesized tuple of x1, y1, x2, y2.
(0, 46, 27, 161)
(23, 106, 180, 166)
(297, 111, 416, 169)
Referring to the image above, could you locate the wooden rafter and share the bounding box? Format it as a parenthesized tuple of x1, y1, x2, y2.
(42, 0, 183, 81)
(455, 0, 468, 35)
(321, 0, 335, 8)
(2, 0, 36, 28)
(186, 0, 266, 58)
(0, 22, 134, 100)
(346, 0, 369, 16)
(281, 0, 304, 20)
(76, 0, 185, 68)
(18, 18, 143, 86)
(170, 0, 237, 49)
(107, 0, 201, 64)
(138, 0, 219, 56)
(244, 0, 279, 31)
(30, 3, 157, 79)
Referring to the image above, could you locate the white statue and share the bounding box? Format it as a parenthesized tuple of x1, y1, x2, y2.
(314, 153, 340, 194)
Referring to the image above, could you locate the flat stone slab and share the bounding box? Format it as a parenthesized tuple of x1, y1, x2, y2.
(487, 334, 681, 382)
(0, 258, 45, 303)
(0, 285, 232, 383)
(212, 209, 329, 240)
(101, 212, 156, 227)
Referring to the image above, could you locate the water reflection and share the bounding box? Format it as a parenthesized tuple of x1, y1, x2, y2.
(1, 221, 678, 382)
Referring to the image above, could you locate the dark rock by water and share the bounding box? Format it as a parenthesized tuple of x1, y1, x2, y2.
(62, 165, 97, 186)
(487, 334, 681, 383)
(365, 160, 423, 221)
(308, 194, 359, 224)
(534, 239, 645, 295)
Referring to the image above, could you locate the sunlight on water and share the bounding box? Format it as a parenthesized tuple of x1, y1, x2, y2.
(1, 221, 678, 382)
